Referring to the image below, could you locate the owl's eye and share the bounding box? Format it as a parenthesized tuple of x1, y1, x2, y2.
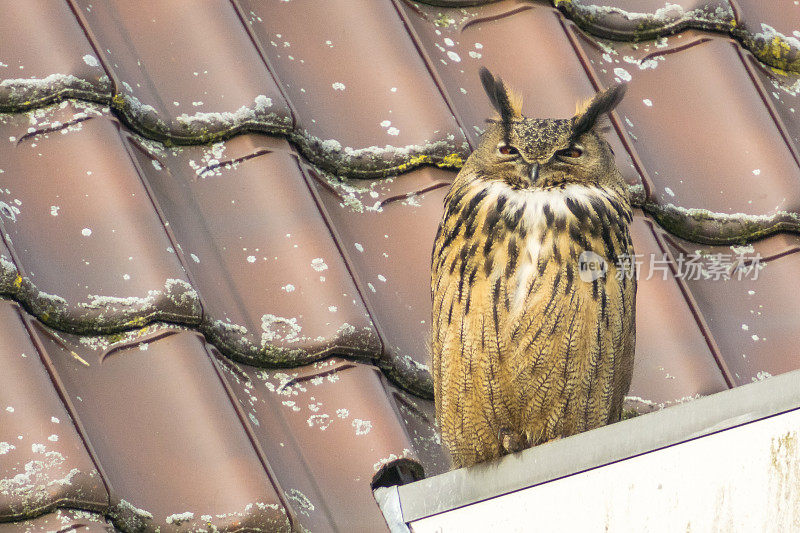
(498, 144, 519, 156)
(555, 146, 583, 160)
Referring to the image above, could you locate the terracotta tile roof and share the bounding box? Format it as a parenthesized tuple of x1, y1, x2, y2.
(1, 1, 799, 531)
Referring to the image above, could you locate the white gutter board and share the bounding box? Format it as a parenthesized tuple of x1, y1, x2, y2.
(409, 408, 800, 532)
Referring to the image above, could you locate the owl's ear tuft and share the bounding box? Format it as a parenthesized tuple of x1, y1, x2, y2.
(571, 84, 626, 141)
(479, 67, 523, 122)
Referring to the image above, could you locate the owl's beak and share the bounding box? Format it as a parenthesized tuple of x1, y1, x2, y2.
(529, 163, 540, 184)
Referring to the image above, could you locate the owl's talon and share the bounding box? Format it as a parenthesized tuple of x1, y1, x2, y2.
(499, 428, 525, 454)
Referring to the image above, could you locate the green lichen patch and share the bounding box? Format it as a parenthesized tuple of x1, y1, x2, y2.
(737, 25, 800, 74)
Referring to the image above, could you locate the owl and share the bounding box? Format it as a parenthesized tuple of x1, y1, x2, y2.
(430, 68, 636, 469)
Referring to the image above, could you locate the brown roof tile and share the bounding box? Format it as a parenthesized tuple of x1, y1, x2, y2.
(0, 508, 111, 532)
(239, 0, 469, 177)
(217, 354, 424, 532)
(30, 322, 291, 531)
(307, 164, 453, 395)
(75, 0, 293, 142)
(0, 103, 199, 332)
(0, 0, 111, 111)
(2, 1, 800, 530)
(0, 302, 107, 521)
(626, 215, 729, 410)
(130, 133, 381, 365)
(750, 56, 800, 155)
(662, 230, 800, 385)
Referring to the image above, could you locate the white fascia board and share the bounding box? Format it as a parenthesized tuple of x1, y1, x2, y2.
(393, 368, 800, 531)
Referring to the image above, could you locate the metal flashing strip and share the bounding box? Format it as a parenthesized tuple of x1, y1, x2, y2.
(396, 368, 800, 523)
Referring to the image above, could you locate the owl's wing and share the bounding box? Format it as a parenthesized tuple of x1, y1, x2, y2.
(431, 218, 517, 466)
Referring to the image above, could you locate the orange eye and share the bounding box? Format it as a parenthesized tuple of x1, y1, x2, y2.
(556, 147, 583, 159)
(498, 144, 519, 156)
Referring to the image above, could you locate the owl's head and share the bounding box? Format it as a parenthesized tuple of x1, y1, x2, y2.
(466, 67, 626, 191)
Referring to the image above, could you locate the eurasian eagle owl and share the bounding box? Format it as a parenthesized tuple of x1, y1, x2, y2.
(431, 68, 636, 468)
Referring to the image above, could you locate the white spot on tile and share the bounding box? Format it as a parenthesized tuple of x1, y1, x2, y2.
(190, 253, 200, 263)
(643, 98, 653, 107)
(664, 187, 675, 197)
(51, 417, 60, 423)
(82, 54, 99, 67)
(48, 434, 58, 442)
(353, 418, 372, 435)
(5, 406, 13, 413)
(447, 51, 461, 62)
(753, 370, 772, 382)
(166, 512, 194, 525)
(742, 324, 749, 331)
(332, 82, 346, 91)
(354, 243, 364, 252)
(613, 67, 631, 81)
(380, 120, 391, 128)
(0, 442, 14, 454)
(387, 127, 400, 136)
(752, 169, 761, 175)
(377, 274, 387, 282)
(328, 306, 337, 312)
(751, 334, 760, 341)
(444, 37, 454, 46)
(307, 414, 332, 430)
(282, 284, 295, 292)
(247, 255, 256, 263)
(50, 205, 59, 216)
(81, 228, 92, 237)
